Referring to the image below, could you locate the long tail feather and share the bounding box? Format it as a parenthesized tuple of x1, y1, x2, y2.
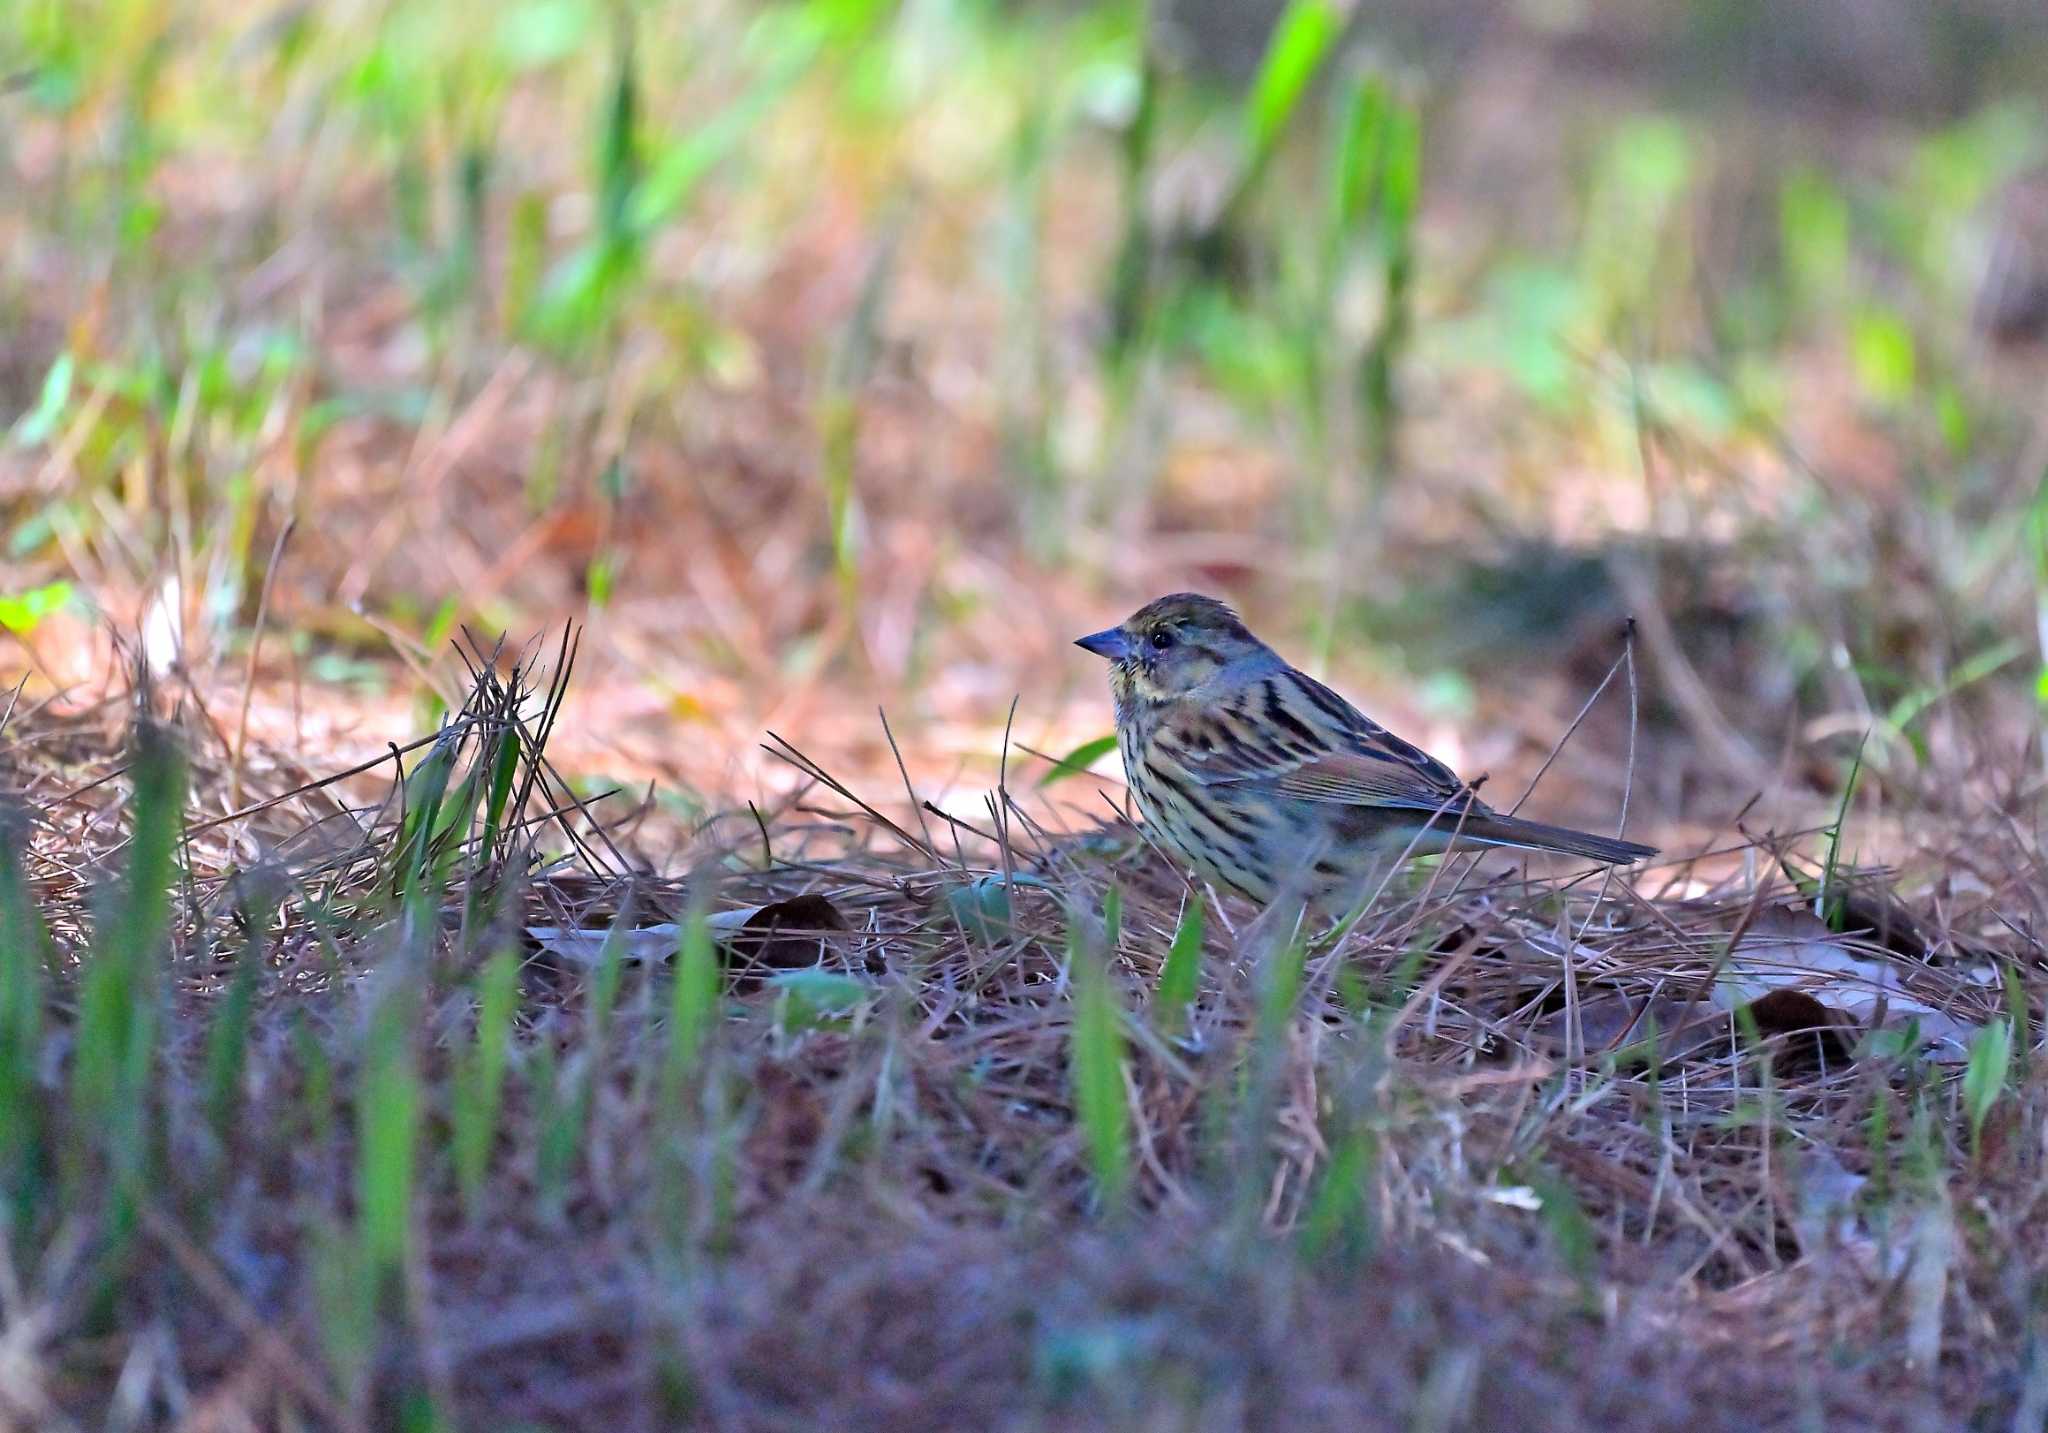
(1455, 815, 1656, 865)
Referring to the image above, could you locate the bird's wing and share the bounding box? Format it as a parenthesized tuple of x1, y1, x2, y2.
(1163, 670, 1483, 816)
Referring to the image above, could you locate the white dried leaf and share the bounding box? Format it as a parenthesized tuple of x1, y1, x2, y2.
(526, 897, 845, 968)
(1715, 908, 1982, 1062)
(525, 923, 678, 965)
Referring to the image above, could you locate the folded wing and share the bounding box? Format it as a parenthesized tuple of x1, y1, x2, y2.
(1166, 671, 1486, 818)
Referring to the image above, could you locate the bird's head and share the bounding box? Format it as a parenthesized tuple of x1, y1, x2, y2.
(1075, 593, 1272, 705)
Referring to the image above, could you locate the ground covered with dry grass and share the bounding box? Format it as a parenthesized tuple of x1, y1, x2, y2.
(7, 0, 2048, 1427)
(0, 636, 2040, 1429)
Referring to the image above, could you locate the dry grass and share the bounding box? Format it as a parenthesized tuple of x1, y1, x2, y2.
(0, 634, 2039, 1430)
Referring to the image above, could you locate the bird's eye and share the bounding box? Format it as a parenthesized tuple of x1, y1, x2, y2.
(1150, 629, 1174, 651)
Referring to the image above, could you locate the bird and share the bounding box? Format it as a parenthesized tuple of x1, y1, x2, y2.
(1075, 593, 1655, 913)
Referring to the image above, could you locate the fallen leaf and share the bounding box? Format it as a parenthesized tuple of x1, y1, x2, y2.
(1715, 907, 1983, 1064)
(1530, 991, 1722, 1063)
(715, 894, 850, 988)
(525, 922, 676, 965)
(527, 894, 849, 986)
(945, 873, 1053, 944)
(766, 967, 873, 1031)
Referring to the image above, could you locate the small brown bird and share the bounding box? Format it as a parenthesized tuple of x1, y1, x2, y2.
(1077, 593, 1655, 912)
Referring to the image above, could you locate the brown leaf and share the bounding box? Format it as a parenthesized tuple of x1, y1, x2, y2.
(715, 894, 850, 991)
(1529, 992, 1724, 1063)
(1742, 989, 1856, 1073)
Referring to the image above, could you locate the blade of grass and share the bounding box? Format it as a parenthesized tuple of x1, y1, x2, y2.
(1212, 0, 1345, 241)
(69, 722, 184, 1223)
(357, 972, 421, 1297)
(1154, 895, 1203, 1034)
(452, 949, 520, 1217)
(1818, 731, 1868, 930)
(478, 723, 522, 867)
(203, 874, 279, 1151)
(532, 1037, 578, 1220)
(1105, 27, 1158, 363)
(1884, 637, 2027, 743)
(1070, 906, 1130, 1213)
(1241, 0, 1344, 192)
(0, 807, 48, 1190)
(662, 910, 720, 1105)
(1962, 1018, 2012, 1164)
(1229, 918, 1308, 1222)
(1529, 1164, 1600, 1313)
(1358, 91, 1418, 481)
(393, 730, 458, 902)
(1036, 732, 1118, 788)
(1298, 1124, 1377, 1262)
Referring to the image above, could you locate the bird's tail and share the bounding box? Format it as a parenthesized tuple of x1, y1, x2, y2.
(1453, 815, 1657, 866)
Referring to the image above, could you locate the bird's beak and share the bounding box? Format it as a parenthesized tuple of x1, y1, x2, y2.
(1075, 628, 1129, 661)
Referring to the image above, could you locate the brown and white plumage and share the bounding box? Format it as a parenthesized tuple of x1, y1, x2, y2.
(1076, 593, 1654, 909)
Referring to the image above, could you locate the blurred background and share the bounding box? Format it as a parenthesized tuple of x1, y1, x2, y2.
(5, 0, 2047, 856)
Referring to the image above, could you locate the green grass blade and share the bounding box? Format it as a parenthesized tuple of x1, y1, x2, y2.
(1865, 1079, 1892, 1212)
(394, 732, 457, 901)
(311, 1217, 377, 1405)
(293, 1012, 335, 1151)
(1257, 928, 1307, 1046)
(0, 580, 76, 635)
(820, 212, 906, 604)
(1358, 94, 1419, 478)
(430, 761, 482, 857)
(1036, 732, 1118, 787)
(2003, 962, 2030, 1084)
(0, 807, 48, 1186)
(1884, 638, 2027, 738)
(597, 21, 640, 255)
(202, 881, 275, 1144)
(478, 725, 522, 866)
(357, 977, 421, 1291)
(532, 1039, 579, 1219)
(1104, 38, 1159, 362)
(1963, 1018, 2013, 1162)
(453, 950, 520, 1216)
(1242, 0, 1343, 178)
(626, 58, 807, 235)
(1530, 1164, 1599, 1311)
(1377, 96, 1422, 233)
(10, 350, 73, 448)
(70, 722, 184, 1206)
(1327, 72, 1390, 242)
(1154, 896, 1203, 1033)
(1298, 1127, 1376, 1261)
(1779, 165, 1850, 308)
(662, 911, 720, 1106)
(1819, 731, 1868, 929)
(1069, 913, 1130, 1212)
(102, 722, 184, 975)
(541, 911, 634, 1201)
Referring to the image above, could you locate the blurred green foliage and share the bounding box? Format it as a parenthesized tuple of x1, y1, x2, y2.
(2, 0, 2044, 732)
